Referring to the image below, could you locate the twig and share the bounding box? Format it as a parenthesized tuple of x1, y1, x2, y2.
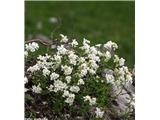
(25, 39, 53, 46)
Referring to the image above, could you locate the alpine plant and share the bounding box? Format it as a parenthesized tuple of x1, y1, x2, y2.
(25, 34, 134, 119)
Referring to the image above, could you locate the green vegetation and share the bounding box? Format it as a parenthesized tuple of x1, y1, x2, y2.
(25, 1, 134, 67)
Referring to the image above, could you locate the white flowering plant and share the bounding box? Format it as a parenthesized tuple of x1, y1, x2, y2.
(25, 34, 134, 120)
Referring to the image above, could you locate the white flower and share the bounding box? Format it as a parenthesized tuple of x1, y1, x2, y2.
(122, 66, 129, 73)
(117, 67, 125, 76)
(88, 53, 100, 62)
(68, 52, 78, 65)
(53, 80, 67, 92)
(81, 45, 90, 54)
(89, 60, 99, 70)
(88, 68, 96, 75)
(90, 46, 98, 54)
(25, 42, 39, 52)
(24, 76, 28, 84)
(89, 97, 96, 106)
(104, 41, 113, 50)
(37, 54, 50, 61)
(119, 58, 125, 66)
(104, 41, 118, 51)
(114, 55, 119, 63)
(71, 39, 78, 47)
(83, 95, 91, 101)
(65, 93, 75, 106)
(36, 61, 45, 69)
(37, 55, 44, 60)
(79, 63, 88, 69)
(81, 38, 90, 53)
(42, 61, 53, 68)
(42, 68, 50, 76)
(83, 38, 90, 44)
(62, 90, 70, 97)
(70, 86, 80, 93)
(114, 55, 125, 66)
(32, 84, 42, 93)
(57, 45, 68, 55)
(65, 76, 71, 83)
(61, 65, 73, 75)
(95, 107, 104, 118)
(24, 51, 28, 57)
(78, 57, 85, 63)
(126, 73, 132, 82)
(27, 64, 40, 73)
(47, 85, 54, 91)
(80, 69, 88, 77)
(54, 54, 62, 63)
(78, 79, 85, 85)
(95, 44, 101, 47)
(97, 51, 103, 56)
(50, 72, 59, 80)
(60, 34, 68, 43)
(46, 62, 53, 68)
(83, 96, 96, 106)
(105, 74, 114, 84)
(105, 51, 111, 60)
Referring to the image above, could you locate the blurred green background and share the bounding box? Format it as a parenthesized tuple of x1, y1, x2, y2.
(25, 1, 135, 68)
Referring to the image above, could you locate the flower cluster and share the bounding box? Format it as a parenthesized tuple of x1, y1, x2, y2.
(25, 34, 134, 119)
(25, 42, 39, 57)
(83, 95, 97, 106)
